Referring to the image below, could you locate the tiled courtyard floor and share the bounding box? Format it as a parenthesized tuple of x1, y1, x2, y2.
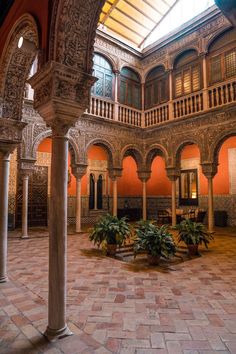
(1, 227, 236, 354)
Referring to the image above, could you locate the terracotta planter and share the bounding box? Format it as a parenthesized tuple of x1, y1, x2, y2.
(147, 254, 160, 265)
(187, 244, 199, 256)
(106, 244, 117, 256)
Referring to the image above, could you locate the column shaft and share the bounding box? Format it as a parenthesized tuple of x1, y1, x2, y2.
(113, 178, 117, 217)
(142, 181, 147, 221)
(171, 180, 177, 227)
(46, 132, 72, 339)
(208, 177, 214, 232)
(0, 152, 10, 283)
(21, 174, 29, 239)
(76, 178, 82, 233)
(94, 180, 98, 210)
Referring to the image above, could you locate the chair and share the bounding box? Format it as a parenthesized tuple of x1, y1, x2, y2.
(157, 209, 171, 224)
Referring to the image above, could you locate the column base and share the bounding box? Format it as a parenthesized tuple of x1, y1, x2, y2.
(21, 235, 29, 239)
(44, 324, 73, 342)
(0, 276, 8, 283)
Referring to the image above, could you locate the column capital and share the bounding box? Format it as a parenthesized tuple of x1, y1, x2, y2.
(166, 167, 180, 181)
(71, 163, 88, 180)
(28, 61, 97, 129)
(137, 170, 151, 182)
(201, 162, 218, 179)
(19, 158, 36, 176)
(0, 119, 26, 149)
(108, 167, 123, 180)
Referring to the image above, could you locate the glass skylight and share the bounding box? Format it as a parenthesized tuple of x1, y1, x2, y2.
(143, 0, 215, 48)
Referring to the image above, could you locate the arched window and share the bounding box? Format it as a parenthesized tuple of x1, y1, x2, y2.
(145, 66, 169, 109)
(92, 54, 113, 99)
(173, 50, 202, 98)
(119, 67, 141, 109)
(208, 28, 236, 85)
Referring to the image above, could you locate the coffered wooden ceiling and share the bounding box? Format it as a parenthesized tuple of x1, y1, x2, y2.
(99, 0, 179, 49)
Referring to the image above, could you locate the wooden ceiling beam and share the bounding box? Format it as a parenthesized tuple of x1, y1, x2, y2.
(101, 0, 122, 24)
(106, 2, 152, 31)
(108, 15, 145, 38)
(104, 23, 140, 45)
(123, 0, 156, 24)
(142, 0, 164, 16)
(138, 0, 179, 48)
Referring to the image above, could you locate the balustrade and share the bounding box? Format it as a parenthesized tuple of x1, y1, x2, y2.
(208, 79, 236, 109)
(88, 96, 114, 120)
(173, 91, 204, 119)
(145, 103, 169, 127)
(118, 104, 142, 127)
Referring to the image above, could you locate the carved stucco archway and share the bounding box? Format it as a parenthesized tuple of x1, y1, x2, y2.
(145, 144, 169, 171)
(49, 0, 106, 74)
(0, 14, 39, 121)
(174, 138, 203, 168)
(209, 129, 236, 166)
(85, 138, 116, 170)
(120, 144, 144, 172)
(29, 128, 79, 165)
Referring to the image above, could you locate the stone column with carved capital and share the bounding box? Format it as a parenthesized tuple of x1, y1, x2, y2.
(166, 167, 180, 227)
(167, 68, 174, 120)
(199, 52, 208, 110)
(0, 119, 25, 283)
(19, 159, 36, 239)
(0, 143, 17, 283)
(29, 61, 97, 341)
(109, 168, 122, 217)
(72, 164, 87, 233)
(201, 162, 218, 232)
(138, 171, 151, 221)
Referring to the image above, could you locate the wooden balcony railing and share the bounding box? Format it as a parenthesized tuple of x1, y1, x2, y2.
(208, 79, 236, 109)
(24, 77, 236, 129)
(118, 104, 142, 127)
(144, 103, 169, 127)
(173, 91, 204, 119)
(87, 96, 114, 120)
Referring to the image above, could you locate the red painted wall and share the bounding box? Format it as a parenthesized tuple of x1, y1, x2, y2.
(147, 156, 171, 195)
(118, 156, 142, 196)
(0, 0, 49, 57)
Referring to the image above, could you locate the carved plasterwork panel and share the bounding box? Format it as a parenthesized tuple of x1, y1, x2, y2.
(0, 14, 38, 121)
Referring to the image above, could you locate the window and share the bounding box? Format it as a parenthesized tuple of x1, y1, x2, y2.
(208, 28, 236, 85)
(173, 50, 202, 98)
(145, 66, 169, 109)
(119, 67, 141, 109)
(179, 169, 198, 206)
(92, 54, 113, 99)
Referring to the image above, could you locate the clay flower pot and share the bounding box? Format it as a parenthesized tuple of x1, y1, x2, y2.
(106, 244, 117, 256)
(147, 254, 160, 266)
(187, 244, 199, 256)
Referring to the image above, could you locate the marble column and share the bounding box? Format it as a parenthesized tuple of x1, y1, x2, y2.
(21, 173, 30, 239)
(138, 171, 151, 221)
(0, 149, 10, 283)
(112, 178, 117, 217)
(109, 168, 122, 217)
(168, 69, 174, 119)
(201, 163, 218, 233)
(72, 164, 87, 234)
(94, 178, 98, 210)
(201, 52, 208, 109)
(45, 125, 72, 340)
(28, 60, 97, 341)
(166, 168, 180, 227)
(114, 70, 120, 121)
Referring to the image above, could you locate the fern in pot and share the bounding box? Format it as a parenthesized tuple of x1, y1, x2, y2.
(89, 214, 131, 256)
(134, 220, 176, 265)
(175, 219, 214, 256)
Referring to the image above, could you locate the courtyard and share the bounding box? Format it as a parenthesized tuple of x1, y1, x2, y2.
(0, 228, 236, 354)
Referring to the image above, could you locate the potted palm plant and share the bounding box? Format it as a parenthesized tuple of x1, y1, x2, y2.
(133, 220, 176, 265)
(89, 214, 131, 256)
(175, 219, 214, 256)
